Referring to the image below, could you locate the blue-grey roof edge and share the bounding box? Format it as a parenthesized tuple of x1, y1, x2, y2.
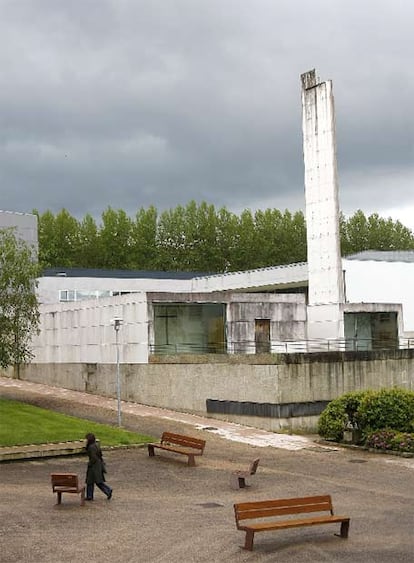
(42, 268, 210, 280)
(345, 250, 414, 263)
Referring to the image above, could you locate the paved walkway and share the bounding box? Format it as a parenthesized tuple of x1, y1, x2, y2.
(0, 377, 334, 461)
(2, 378, 414, 562)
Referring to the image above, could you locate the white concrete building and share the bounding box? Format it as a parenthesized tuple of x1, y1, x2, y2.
(0, 210, 38, 250)
(34, 289, 307, 364)
(33, 249, 412, 364)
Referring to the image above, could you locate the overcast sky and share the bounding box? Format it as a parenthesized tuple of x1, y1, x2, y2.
(1, 0, 413, 228)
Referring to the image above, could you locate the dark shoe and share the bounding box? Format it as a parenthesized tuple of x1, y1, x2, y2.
(85, 498, 94, 501)
(107, 490, 112, 500)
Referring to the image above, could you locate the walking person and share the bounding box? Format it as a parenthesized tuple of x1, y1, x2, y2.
(85, 433, 113, 501)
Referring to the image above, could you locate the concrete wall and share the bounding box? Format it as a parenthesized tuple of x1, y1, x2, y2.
(32, 293, 149, 364)
(0, 210, 38, 250)
(12, 349, 414, 432)
(227, 294, 306, 353)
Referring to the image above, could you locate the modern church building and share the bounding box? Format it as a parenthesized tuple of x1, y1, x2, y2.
(30, 70, 413, 365)
(3, 71, 414, 432)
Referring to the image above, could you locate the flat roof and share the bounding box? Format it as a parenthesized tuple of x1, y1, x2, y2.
(345, 250, 414, 263)
(42, 268, 208, 280)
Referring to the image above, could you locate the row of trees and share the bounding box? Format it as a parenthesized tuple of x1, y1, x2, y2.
(34, 203, 414, 272)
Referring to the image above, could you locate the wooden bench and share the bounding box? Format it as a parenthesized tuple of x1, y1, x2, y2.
(51, 473, 85, 506)
(234, 494, 350, 551)
(147, 432, 206, 466)
(230, 458, 260, 489)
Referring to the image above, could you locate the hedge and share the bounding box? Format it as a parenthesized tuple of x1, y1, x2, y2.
(317, 388, 414, 445)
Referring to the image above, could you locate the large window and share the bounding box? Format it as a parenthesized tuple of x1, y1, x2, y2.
(153, 303, 226, 354)
(344, 312, 398, 350)
(58, 289, 131, 302)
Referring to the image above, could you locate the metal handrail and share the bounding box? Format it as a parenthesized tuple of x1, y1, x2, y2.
(149, 337, 414, 355)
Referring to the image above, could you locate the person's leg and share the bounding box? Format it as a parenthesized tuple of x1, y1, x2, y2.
(96, 482, 112, 499)
(86, 483, 94, 500)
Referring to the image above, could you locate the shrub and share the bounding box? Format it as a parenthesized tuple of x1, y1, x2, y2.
(365, 429, 396, 451)
(317, 391, 367, 441)
(366, 429, 414, 454)
(391, 432, 414, 453)
(318, 388, 414, 448)
(357, 388, 414, 434)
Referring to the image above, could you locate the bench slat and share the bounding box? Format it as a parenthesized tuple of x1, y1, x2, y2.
(236, 502, 333, 520)
(51, 473, 85, 506)
(234, 495, 350, 551)
(152, 444, 203, 455)
(235, 495, 332, 512)
(53, 486, 82, 492)
(160, 432, 205, 451)
(239, 514, 350, 532)
(51, 473, 80, 488)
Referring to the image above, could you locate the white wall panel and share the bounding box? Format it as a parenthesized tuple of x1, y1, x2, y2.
(343, 259, 414, 334)
(32, 293, 149, 364)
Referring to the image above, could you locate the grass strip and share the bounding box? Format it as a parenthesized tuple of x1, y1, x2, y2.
(0, 397, 153, 447)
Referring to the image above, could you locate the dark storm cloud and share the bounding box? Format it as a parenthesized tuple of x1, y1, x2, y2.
(0, 0, 413, 225)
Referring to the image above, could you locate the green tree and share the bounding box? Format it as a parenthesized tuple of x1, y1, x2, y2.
(214, 206, 239, 272)
(183, 201, 221, 271)
(78, 214, 99, 268)
(35, 209, 57, 268)
(254, 208, 287, 266)
(35, 209, 81, 268)
(232, 209, 258, 271)
(280, 210, 307, 264)
(53, 209, 81, 267)
(0, 229, 40, 372)
(341, 210, 414, 255)
(366, 214, 414, 251)
(98, 208, 133, 269)
(156, 205, 187, 270)
(130, 206, 158, 270)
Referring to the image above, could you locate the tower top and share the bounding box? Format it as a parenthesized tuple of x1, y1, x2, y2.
(301, 69, 320, 90)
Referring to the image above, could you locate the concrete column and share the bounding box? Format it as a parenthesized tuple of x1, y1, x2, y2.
(301, 69, 344, 341)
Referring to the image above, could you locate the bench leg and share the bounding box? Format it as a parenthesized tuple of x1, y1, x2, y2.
(340, 520, 350, 538)
(56, 492, 62, 505)
(244, 530, 255, 551)
(230, 473, 247, 489)
(148, 444, 155, 457)
(230, 474, 239, 489)
(187, 454, 196, 467)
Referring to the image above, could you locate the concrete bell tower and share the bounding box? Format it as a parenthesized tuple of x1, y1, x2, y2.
(301, 69, 345, 341)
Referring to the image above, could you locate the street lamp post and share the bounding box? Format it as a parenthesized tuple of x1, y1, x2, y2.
(111, 317, 123, 427)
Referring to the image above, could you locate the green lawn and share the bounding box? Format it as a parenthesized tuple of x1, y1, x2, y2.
(0, 398, 154, 447)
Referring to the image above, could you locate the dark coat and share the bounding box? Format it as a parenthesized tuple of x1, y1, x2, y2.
(86, 442, 106, 484)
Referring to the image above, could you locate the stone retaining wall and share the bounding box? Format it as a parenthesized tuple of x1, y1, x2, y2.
(6, 349, 414, 432)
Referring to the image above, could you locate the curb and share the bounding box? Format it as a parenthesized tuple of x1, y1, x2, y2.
(316, 439, 414, 458)
(0, 442, 147, 463)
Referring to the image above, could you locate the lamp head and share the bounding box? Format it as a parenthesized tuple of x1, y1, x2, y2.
(111, 317, 123, 330)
